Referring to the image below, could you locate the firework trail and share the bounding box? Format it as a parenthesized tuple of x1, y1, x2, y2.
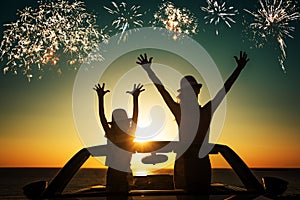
(152, 1, 198, 40)
(104, 1, 144, 42)
(201, 0, 238, 35)
(244, 0, 300, 72)
(0, 0, 108, 81)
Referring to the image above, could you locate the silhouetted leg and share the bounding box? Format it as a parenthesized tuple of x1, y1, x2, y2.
(174, 156, 186, 189)
(106, 167, 129, 200)
(185, 155, 211, 193)
(179, 155, 211, 200)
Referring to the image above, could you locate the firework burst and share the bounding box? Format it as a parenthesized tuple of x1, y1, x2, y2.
(201, 0, 238, 35)
(104, 2, 144, 42)
(0, 0, 108, 81)
(244, 0, 300, 72)
(152, 1, 198, 40)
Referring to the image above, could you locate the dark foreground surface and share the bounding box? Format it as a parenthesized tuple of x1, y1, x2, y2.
(0, 168, 299, 199)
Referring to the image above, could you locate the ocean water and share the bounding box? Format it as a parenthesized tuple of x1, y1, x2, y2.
(0, 168, 299, 199)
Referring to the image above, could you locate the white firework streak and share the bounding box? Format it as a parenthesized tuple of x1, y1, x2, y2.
(244, 0, 300, 72)
(0, 0, 108, 81)
(201, 0, 238, 35)
(152, 1, 198, 40)
(104, 2, 143, 42)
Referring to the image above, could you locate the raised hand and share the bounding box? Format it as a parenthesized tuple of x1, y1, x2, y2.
(234, 51, 250, 70)
(93, 83, 110, 97)
(136, 53, 153, 70)
(126, 83, 145, 97)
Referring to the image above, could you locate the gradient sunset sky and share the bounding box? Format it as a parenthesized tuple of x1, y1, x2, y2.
(0, 0, 299, 169)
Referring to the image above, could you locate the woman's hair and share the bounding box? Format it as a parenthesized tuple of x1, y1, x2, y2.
(110, 109, 131, 133)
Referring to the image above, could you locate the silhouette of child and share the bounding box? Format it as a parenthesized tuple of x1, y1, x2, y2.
(94, 83, 144, 195)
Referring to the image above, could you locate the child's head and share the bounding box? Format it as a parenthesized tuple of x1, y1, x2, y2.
(110, 108, 131, 132)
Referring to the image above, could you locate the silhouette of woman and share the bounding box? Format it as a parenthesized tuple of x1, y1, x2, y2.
(94, 83, 144, 196)
(136, 52, 249, 193)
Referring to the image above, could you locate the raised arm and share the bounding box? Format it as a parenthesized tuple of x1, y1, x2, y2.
(93, 83, 110, 133)
(126, 83, 145, 132)
(207, 51, 250, 113)
(136, 53, 179, 115)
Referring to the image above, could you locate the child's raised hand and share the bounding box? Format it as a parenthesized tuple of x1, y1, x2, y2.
(126, 83, 145, 97)
(93, 83, 110, 96)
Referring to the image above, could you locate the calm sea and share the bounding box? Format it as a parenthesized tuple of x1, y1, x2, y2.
(0, 168, 299, 199)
